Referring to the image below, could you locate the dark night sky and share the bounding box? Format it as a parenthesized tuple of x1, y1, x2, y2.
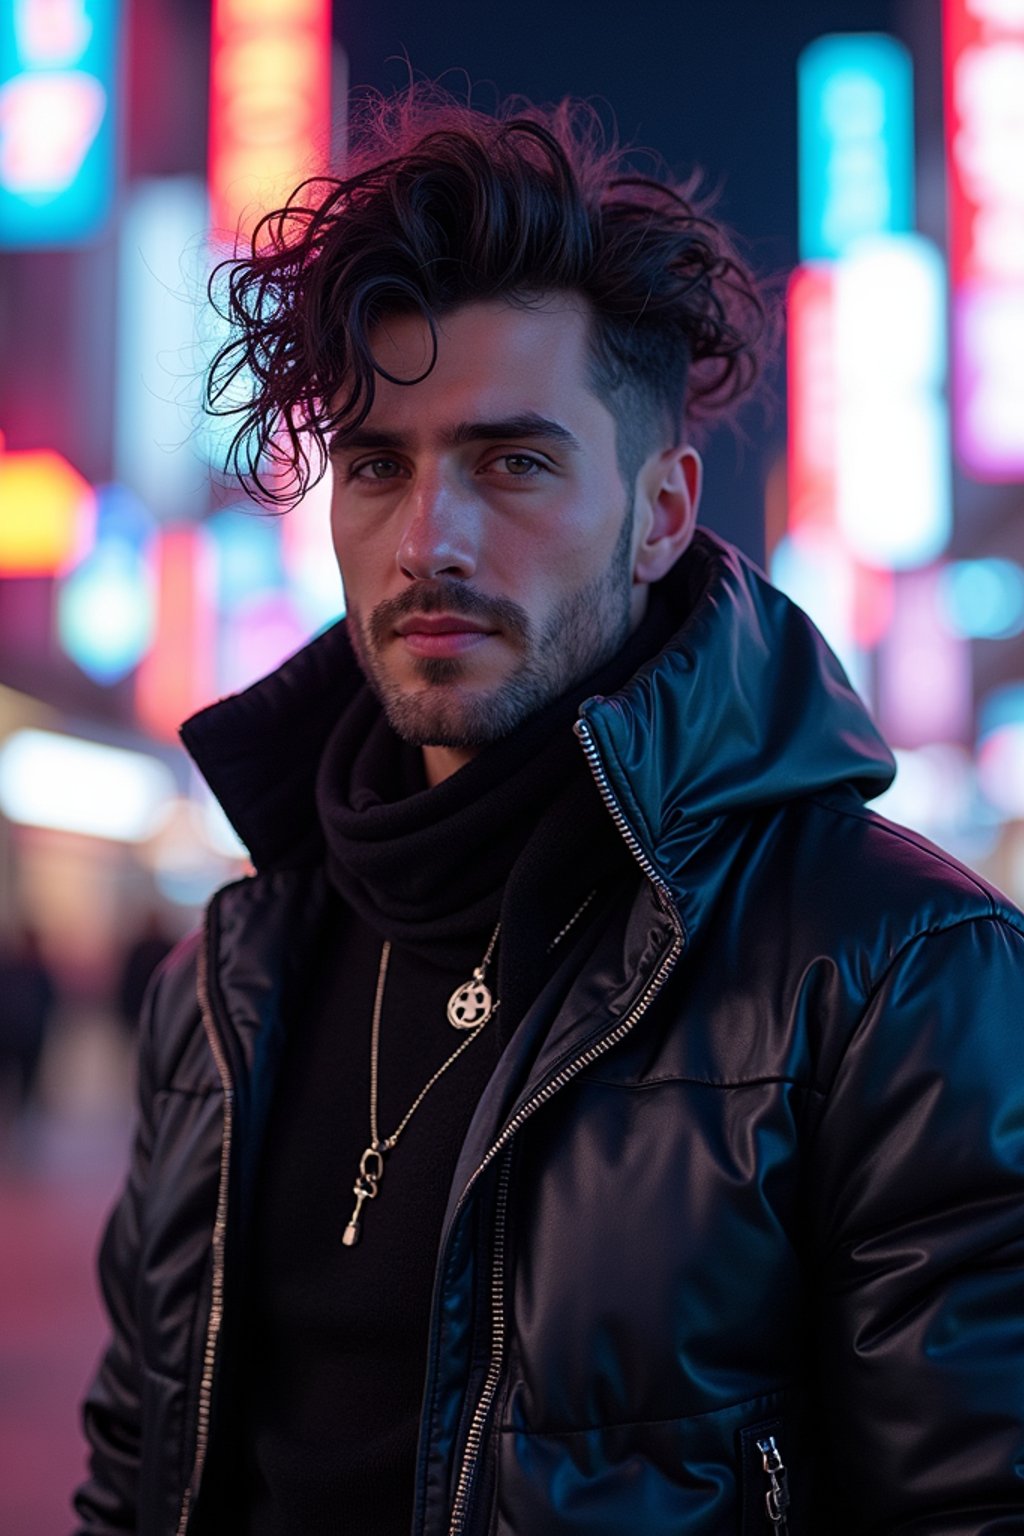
(329, 0, 929, 559)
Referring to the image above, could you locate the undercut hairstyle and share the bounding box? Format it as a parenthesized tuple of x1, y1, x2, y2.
(206, 84, 772, 506)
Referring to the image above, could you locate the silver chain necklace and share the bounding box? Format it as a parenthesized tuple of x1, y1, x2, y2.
(342, 888, 598, 1248)
(446, 922, 502, 1029)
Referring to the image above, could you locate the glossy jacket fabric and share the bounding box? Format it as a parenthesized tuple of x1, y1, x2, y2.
(74, 533, 1024, 1536)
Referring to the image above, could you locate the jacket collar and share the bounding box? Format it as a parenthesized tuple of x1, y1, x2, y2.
(181, 529, 895, 875)
(580, 529, 895, 837)
(180, 611, 363, 872)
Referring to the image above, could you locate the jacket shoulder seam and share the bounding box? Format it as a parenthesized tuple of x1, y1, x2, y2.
(808, 795, 1020, 920)
(824, 912, 1024, 1102)
(861, 911, 1024, 1000)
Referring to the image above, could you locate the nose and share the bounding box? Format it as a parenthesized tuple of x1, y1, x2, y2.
(397, 475, 477, 582)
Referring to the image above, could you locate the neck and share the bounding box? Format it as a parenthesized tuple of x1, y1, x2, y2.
(422, 741, 477, 787)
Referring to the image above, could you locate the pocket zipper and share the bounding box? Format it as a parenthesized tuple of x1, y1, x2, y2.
(755, 1435, 790, 1533)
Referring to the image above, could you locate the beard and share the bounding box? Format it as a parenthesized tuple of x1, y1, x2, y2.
(346, 500, 636, 749)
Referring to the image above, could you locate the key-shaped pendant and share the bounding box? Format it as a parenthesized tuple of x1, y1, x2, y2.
(342, 1146, 384, 1247)
(342, 1175, 377, 1246)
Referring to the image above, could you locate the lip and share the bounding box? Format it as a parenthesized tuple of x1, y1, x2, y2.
(394, 614, 494, 636)
(394, 613, 498, 658)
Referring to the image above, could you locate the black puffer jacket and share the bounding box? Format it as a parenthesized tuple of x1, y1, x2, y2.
(74, 533, 1024, 1535)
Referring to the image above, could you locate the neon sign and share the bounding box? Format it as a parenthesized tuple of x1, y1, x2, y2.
(0, 445, 96, 574)
(135, 525, 216, 743)
(0, 0, 119, 246)
(115, 178, 211, 519)
(208, 0, 332, 246)
(945, 0, 1024, 477)
(786, 263, 838, 533)
(798, 33, 914, 261)
(876, 567, 972, 748)
(57, 485, 155, 683)
(834, 235, 951, 570)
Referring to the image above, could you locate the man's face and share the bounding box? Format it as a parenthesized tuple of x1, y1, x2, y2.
(328, 297, 659, 784)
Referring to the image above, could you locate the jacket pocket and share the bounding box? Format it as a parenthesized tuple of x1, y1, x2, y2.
(738, 1418, 791, 1535)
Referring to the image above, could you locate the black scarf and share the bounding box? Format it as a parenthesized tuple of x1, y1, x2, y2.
(316, 587, 679, 1017)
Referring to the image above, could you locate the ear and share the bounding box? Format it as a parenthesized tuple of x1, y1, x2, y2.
(632, 444, 702, 586)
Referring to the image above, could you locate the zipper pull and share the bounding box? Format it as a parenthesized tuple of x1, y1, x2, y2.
(755, 1435, 790, 1532)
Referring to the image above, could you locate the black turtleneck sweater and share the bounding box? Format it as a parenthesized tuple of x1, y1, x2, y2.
(220, 599, 676, 1536)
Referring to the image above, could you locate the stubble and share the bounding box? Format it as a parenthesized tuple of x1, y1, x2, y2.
(347, 500, 636, 748)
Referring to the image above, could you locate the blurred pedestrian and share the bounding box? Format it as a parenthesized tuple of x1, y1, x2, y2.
(0, 925, 57, 1120)
(115, 912, 174, 1036)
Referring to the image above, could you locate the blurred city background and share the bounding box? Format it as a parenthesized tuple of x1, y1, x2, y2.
(2, 0, 1023, 1530)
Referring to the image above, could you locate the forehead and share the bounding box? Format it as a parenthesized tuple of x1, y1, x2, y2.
(358, 296, 608, 432)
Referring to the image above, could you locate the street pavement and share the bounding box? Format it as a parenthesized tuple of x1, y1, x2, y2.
(0, 1015, 133, 1536)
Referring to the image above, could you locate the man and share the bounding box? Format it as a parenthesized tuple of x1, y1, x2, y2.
(75, 90, 1024, 1536)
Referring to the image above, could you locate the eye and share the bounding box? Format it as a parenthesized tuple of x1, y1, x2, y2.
(348, 457, 406, 481)
(489, 453, 545, 478)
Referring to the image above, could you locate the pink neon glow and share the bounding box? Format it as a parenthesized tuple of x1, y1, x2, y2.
(944, 0, 1024, 288)
(852, 563, 895, 649)
(786, 264, 838, 533)
(218, 593, 307, 694)
(135, 527, 216, 742)
(953, 283, 1024, 478)
(876, 567, 972, 748)
(944, 0, 1024, 477)
(14, 0, 93, 67)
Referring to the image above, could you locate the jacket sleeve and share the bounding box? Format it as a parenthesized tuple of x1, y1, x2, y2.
(71, 963, 166, 1534)
(809, 914, 1024, 1534)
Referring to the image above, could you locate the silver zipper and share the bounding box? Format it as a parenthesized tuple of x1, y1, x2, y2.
(447, 1149, 512, 1534)
(444, 715, 685, 1536)
(756, 1435, 790, 1533)
(573, 717, 681, 903)
(176, 908, 235, 1536)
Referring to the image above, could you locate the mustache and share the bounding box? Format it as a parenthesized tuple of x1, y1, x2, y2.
(368, 581, 531, 647)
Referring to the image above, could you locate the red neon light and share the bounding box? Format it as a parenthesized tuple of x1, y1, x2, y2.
(135, 527, 216, 742)
(786, 263, 837, 533)
(944, 0, 1024, 478)
(208, 0, 332, 245)
(786, 266, 897, 632)
(943, 0, 1024, 289)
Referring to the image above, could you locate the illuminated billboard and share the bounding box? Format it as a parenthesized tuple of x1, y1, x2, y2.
(944, 0, 1024, 478)
(0, 0, 119, 247)
(208, 0, 332, 247)
(798, 32, 914, 262)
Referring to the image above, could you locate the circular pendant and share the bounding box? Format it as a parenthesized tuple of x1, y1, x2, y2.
(447, 977, 494, 1030)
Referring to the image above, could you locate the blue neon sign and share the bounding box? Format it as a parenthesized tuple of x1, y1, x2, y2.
(798, 33, 914, 263)
(0, 0, 120, 247)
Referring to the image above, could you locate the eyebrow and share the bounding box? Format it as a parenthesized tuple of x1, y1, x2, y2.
(328, 412, 581, 456)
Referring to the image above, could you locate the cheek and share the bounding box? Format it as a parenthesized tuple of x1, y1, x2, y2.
(329, 512, 384, 597)
(514, 510, 626, 594)
(328, 499, 346, 566)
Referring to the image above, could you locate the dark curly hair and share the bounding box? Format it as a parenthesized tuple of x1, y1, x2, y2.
(206, 85, 771, 506)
